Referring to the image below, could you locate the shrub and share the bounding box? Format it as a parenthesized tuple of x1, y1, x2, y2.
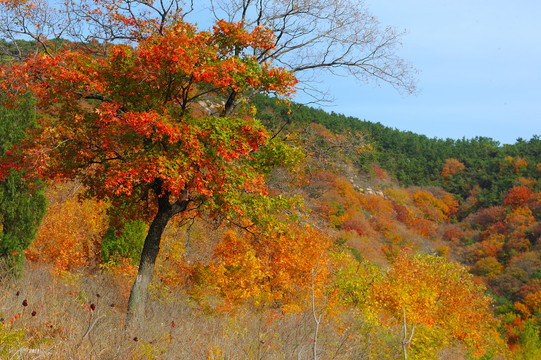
(101, 219, 148, 265)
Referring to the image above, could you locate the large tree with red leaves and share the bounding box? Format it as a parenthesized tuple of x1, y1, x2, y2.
(0, 4, 299, 327)
(0, 0, 416, 328)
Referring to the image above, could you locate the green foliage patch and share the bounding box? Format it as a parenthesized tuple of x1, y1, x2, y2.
(0, 94, 47, 275)
(101, 219, 148, 265)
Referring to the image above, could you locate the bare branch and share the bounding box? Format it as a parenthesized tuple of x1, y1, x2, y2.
(207, 0, 417, 99)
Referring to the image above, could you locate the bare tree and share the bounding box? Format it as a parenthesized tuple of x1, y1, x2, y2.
(204, 0, 417, 102)
(401, 308, 415, 360)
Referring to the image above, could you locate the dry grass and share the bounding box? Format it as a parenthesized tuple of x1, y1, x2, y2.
(0, 262, 405, 359)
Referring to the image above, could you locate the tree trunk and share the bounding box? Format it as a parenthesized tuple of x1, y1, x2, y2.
(125, 191, 174, 330)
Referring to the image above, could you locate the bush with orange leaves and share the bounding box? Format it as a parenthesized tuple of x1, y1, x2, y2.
(500, 156, 528, 174)
(504, 186, 535, 210)
(441, 158, 465, 180)
(412, 189, 458, 223)
(26, 183, 109, 272)
(372, 253, 505, 359)
(205, 225, 334, 310)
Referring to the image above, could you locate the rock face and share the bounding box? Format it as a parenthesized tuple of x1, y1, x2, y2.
(197, 100, 225, 116)
(361, 187, 385, 198)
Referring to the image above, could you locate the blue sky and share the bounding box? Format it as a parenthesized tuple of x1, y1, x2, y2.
(294, 0, 541, 145)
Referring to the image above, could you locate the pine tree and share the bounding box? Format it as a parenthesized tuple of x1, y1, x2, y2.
(0, 94, 47, 275)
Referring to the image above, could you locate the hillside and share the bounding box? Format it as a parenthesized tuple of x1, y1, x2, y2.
(1, 94, 539, 358)
(254, 95, 541, 356)
(1, 0, 539, 356)
(254, 94, 541, 209)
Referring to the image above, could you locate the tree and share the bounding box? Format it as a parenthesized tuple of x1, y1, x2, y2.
(0, 93, 47, 275)
(203, 0, 417, 100)
(504, 186, 535, 210)
(372, 253, 504, 358)
(0, 14, 298, 329)
(441, 158, 465, 181)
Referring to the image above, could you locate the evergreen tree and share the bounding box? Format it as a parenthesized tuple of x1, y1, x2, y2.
(0, 94, 47, 275)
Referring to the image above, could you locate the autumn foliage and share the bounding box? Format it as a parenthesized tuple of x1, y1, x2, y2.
(0, 20, 296, 220)
(504, 186, 535, 209)
(0, 0, 306, 325)
(207, 225, 333, 308)
(372, 254, 502, 357)
(0, 1, 538, 358)
(26, 183, 108, 272)
(441, 158, 465, 180)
